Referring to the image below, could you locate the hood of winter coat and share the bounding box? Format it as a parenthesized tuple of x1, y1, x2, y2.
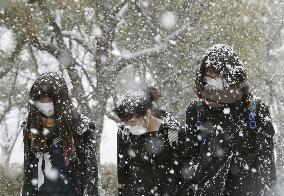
(195, 44, 249, 97)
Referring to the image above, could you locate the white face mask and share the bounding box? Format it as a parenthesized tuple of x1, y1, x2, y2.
(126, 124, 147, 136)
(35, 101, 55, 117)
(126, 113, 150, 136)
(205, 76, 228, 90)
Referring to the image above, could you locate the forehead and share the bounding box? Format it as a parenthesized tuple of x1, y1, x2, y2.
(205, 68, 221, 76)
(39, 95, 53, 102)
(205, 68, 216, 73)
(123, 115, 144, 125)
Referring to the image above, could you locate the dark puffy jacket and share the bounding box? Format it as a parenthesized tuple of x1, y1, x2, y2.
(184, 95, 277, 196)
(117, 110, 194, 196)
(21, 114, 99, 196)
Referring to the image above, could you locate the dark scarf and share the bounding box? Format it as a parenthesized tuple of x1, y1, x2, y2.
(200, 86, 243, 108)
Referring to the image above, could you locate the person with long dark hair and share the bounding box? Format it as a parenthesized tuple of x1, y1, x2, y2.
(184, 44, 277, 195)
(21, 72, 99, 196)
(114, 86, 194, 196)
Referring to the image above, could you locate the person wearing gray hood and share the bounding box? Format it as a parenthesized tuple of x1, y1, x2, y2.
(183, 44, 277, 196)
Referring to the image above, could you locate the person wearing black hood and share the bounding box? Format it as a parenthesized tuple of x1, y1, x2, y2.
(114, 86, 194, 196)
(184, 44, 277, 196)
(21, 72, 99, 196)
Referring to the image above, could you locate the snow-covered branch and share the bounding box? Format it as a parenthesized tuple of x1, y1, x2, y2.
(120, 22, 191, 60)
(32, 39, 62, 58)
(0, 107, 23, 165)
(109, 0, 129, 19)
(112, 21, 192, 76)
(62, 31, 95, 55)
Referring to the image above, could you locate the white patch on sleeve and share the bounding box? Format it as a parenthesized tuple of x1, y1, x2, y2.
(168, 129, 178, 146)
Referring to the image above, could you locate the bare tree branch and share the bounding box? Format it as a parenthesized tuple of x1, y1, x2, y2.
(0, 66, 13, 80)
(133, 0, 158, 34)
(62, 31, 95, 55)
(123, 22, 191, 59)
(32, 38, 62, 57)
(112, 21, 193, 75)
(29, 45, 40, 75)
(75, 61, 96, 92)
(109, 0, 129, 19)
(0, 69, 19, 122)
(7, 109, 22, 153)
(95, 0, 129, 73)
(0, 36, 27, 80)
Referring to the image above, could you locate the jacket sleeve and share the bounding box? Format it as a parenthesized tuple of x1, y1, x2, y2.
(181, 101, 201, 183)
(185, 101, 200, 157)
(173, 125, 194, 196)
(254, 101, 277, 194)
(117, 126, 129, 196)
(83, 123, 99, 196)
(22, 124, 37, 196)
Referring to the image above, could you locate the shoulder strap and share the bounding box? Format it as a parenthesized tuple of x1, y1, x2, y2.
(195, 99, 207, 144)
(248, 97, 257, 129)
(196, 99, 203, 130)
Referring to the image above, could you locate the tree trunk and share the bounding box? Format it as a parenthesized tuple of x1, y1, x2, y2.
(0, 129, 21, 166)
(93, 74, 113, 164)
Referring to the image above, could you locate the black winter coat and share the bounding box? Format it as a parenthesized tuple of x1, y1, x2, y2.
(21, 114, 99, 196)
(184, 95, 277, 196)
(117, 110, 194, 196)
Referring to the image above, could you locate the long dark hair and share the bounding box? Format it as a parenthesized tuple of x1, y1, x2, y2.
(114, 86, 161, 122)
(26, 72, 76, 160)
